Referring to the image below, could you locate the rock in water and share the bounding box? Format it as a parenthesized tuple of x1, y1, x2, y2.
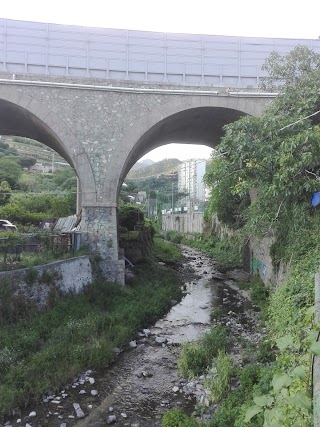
(107, 414, 117, 424)
(73, 403, 85, 418)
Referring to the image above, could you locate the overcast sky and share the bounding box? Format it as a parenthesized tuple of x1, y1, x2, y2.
(2, 0, 319, 161)
(2, 0, 320, 39)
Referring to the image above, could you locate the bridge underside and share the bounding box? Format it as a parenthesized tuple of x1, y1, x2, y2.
(0, 99, 75, 167)
(120, 106, 247, 195)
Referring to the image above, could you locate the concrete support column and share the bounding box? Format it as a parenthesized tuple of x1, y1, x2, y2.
(81, 203, 125, 284)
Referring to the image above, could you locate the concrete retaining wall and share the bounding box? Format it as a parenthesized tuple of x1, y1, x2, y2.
(161, 212, 204, 234)
(0, 256, 92, 308)
(250, 236, 287, 287)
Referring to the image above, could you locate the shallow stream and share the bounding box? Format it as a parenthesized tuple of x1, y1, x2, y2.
(5, 245, 261, 427)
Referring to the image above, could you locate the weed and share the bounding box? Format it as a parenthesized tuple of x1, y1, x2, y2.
(162, 408, 199, 427)
(24, 267, 39, 285)
(206, 350, 236, 402)
(178, 325, 228, 378)
(210, 307, 223, 321)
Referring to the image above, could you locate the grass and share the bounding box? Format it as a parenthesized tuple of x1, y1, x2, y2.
(0, 246, 90, 271)
(205, 350, 236, 402)
(0, 262, 182, 418)
(153, 236, 184, 264)
(178, 325, 228, 379)
(238, 275, 269, 320)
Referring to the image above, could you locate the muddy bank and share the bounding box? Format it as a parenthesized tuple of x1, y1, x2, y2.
(3, 246, 262, 427)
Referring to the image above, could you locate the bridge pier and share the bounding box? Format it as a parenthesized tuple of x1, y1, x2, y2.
(81, 204, 125, 284)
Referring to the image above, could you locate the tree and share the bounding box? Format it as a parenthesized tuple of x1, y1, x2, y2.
(0, 158, 22, 188)
(205, 46, 320, 236)
(53, 167, 76, 187)
(0, 181, 11, 206)
(16, 156, 37, 169)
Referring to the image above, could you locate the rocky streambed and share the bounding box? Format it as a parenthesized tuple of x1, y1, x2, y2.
(3, 245, 264, 427)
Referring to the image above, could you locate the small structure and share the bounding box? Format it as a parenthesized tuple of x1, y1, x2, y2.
(53, 215, 81, 253)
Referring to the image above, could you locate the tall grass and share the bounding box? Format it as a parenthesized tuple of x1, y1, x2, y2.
(0, 262, 181, 418)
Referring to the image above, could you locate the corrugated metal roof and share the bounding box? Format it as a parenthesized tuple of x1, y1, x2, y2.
(53, 215, 79, 233)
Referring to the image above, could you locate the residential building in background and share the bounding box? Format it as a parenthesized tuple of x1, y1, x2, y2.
(178, 159, 208, 204)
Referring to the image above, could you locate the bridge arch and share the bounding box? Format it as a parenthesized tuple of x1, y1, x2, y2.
(109, 94, 270, 202)
(0, 86, 97, 205)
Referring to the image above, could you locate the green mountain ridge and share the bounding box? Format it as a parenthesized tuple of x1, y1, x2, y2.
(127, 158, 181, 180)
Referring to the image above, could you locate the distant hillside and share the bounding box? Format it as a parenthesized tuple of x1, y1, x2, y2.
(131, 159, 155, 170)
(127, 158, 181, 179)
(2, 136, 67, 165)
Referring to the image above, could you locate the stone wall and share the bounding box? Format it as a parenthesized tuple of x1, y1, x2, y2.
(161, 212, 204, 234)
(0, 256, 92, 308)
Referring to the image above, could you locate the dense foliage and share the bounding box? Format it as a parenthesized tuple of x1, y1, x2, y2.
(163, 46, 320, 427)
(204, 45, 320, 239)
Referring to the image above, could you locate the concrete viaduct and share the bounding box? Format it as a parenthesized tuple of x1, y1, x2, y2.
(0, 19, 319, 283)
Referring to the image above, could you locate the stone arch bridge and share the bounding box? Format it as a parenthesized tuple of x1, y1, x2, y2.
(0, 75, 274, 282)
(1, 19, 318, 282)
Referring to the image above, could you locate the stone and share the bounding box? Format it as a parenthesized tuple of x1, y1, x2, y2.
(142, 328, 151, 337)
(155, 336, 167, 344)
(129, 340, 137, 348)
(172, 386, 180, 393)
(199, 305, 208, 309)
(112, 347, 121, 354)
(29, 411, 37, 417)
(121, 412, 128, 418)
(211, 272, 226, 280)
(79, 389, 86, 395)
(88, 377, 95, 384)
(106, 414, 117, 424)
(16, 420, 21, 424)
(60, 424, 67, 427)
(73, 402, 85, 418)
(91, 390, 98, 396)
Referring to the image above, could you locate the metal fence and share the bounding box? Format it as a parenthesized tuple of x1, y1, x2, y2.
(0, 233, 75, 266)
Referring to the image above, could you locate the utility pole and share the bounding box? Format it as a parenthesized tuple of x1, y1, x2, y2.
(171, 183, 174, 214)
(171, 183, 174, 230)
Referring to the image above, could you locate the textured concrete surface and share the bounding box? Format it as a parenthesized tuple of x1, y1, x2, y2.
(0, 256, 92, 308)
(0, 73, 273, 282)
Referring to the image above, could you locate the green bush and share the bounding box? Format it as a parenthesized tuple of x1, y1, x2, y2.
(118, 203, 144, 230)
(162, 408, 199, 427)
(165, 230, 183, 244)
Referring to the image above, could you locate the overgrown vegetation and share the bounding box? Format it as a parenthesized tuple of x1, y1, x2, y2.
(181, 232, 242, 273)
(0, 262, 182, 419)
(0, 231, 88, 271)
(153, 236, 184, 264)
(178, 326, 228, 378)
(163, 46, 320, 426)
